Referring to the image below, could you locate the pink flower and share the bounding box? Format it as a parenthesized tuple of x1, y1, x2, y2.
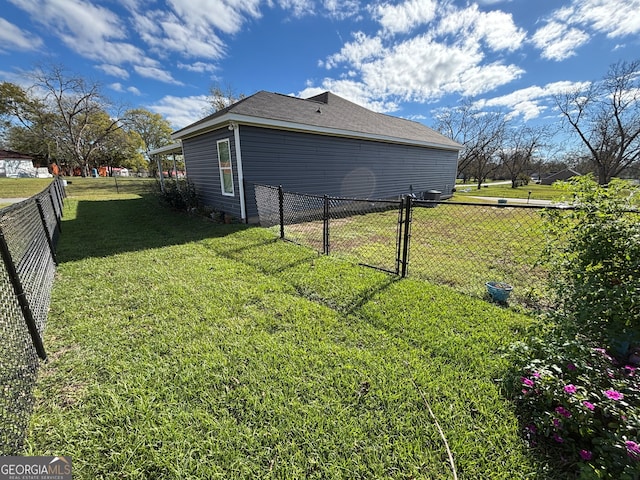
(553, 433, 564, 443)
(626, 441, 640, 461)
(604, 389, 624, 401)
(583, 401, 595, 411)
(521, 377, 534, 387)
(567, 363, 576, 371)
(552, 418, 561, 428)
(579, 450, 593, 461)
(624, 365, 637, 375)
(555, 406, 572, 418)
(532, 371, 541, 378)
(564, 384, 577, 394)
(525, 424, 537, 434)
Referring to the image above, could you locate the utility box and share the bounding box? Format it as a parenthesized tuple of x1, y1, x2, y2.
(424, 190, 441, 206)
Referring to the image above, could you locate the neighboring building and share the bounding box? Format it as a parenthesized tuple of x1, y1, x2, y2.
(153, 91, 462, 222)
(540, 168, 582, 185)
(0, 150, 39, 178)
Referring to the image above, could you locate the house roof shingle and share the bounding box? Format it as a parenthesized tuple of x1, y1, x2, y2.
(173, 91, 462, 151)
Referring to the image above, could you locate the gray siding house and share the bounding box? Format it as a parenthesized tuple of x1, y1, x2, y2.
(164, 91, 461, 222)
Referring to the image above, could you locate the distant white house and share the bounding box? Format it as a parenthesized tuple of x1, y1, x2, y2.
(0, 150, 52, 178)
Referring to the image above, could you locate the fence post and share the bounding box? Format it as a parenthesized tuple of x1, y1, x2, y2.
(278, 185, 285, 240)
(395, 198, 404, 275)
(323, 195, 330, 255)
(400, 195, 413, 278)
(0, 226, 47, 361)
(36, 199, 58, 266)
(50, 191, 62, 234)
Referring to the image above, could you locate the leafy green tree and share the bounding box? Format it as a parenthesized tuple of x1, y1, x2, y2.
(123, 108, 174, 174)
(0, 81, 55, 158)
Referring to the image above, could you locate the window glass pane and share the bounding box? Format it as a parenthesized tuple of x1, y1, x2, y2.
(218, 141, 231, 168)
(222, 170, 233, 194)
(217, 139, 234, 196)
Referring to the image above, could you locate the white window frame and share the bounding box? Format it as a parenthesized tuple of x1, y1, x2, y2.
(217, 138, 234, 196)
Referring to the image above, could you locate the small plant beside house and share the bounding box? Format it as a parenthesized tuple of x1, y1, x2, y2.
(508, 176, 640, 478)
(158, 178, 198, 212)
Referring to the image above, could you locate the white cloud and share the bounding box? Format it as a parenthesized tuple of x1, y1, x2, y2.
(531, 21, 589, 61)
(168, 0, 262, 35)
(8, 0, 144, 64)
(476, 80, 592, 121)
(134, 66, 184, 85)
(324, 32, 385, 69)
(436, 4, 525, 52)
(276, 0, 315, 17)
(0, 17, 42, 51)
(133, 9, 225, 59)
(178, 62, 218, 73)
(569, 0, 640, 38)
(315, 2, 525, 109)
(373, 0, 438, 35)
(299, 79, 400, 112)
(322, 0, 360, 20)
(109, 82, 124, 92)
(148, 94, 211, 129)
(96, 64, 130, 79)
(533, 0, 640, 60)
(109, 82, 141, 96)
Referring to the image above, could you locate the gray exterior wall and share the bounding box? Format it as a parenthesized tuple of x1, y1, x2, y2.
(182, 125, 459, 222)
(182, 128, 243, 219)
(239, 126, 458, 220)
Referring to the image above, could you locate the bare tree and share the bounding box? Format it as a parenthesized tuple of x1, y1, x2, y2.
(434, 101, 506, 189)
(30, 65, 123, 175)
(207, 82, 246, 113)
(554, 59, 640, 184)
(499, 126, 550, 188)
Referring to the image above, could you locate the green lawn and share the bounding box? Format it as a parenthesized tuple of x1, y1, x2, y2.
(453, 183, 564, 201)
(0, 177, 54, 198)
(21, 183, 556, 478)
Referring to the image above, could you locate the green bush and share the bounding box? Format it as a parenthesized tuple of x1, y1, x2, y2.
(158, 178, 198, 211)
(507, 176, 640, 478)
(542, 176, 640, 351)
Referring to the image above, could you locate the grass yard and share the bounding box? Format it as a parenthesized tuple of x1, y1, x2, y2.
(0, 177, 54, 198)
(453, 183, 564, 202)
(275, 201, 550, 307)
(19, 180, 561, 478)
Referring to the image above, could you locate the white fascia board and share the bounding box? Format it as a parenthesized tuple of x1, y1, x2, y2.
(173, 113, 462, 152)
(149, 142, 183, 156)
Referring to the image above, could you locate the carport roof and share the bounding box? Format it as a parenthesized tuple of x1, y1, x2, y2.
(172, 91, 462, 151)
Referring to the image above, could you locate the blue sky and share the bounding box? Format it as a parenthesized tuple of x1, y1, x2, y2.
(1, 0, 639, 138)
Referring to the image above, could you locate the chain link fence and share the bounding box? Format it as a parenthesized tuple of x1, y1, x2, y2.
(1, 177, 65, 455)
(408, 200, 550, 305)
(254, 184, 569, 306)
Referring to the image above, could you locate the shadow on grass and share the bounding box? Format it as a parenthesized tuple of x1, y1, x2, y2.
(57, 194, 247, 263)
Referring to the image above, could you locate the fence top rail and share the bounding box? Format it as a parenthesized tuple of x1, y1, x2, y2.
(328, 196, 401, 204)
(255, 184, 402, 204)
(414, 199, 577, 210)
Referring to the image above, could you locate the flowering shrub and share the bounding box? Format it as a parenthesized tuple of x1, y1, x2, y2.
(509, 337, 639, 478)
(541, 176, 640, 351)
